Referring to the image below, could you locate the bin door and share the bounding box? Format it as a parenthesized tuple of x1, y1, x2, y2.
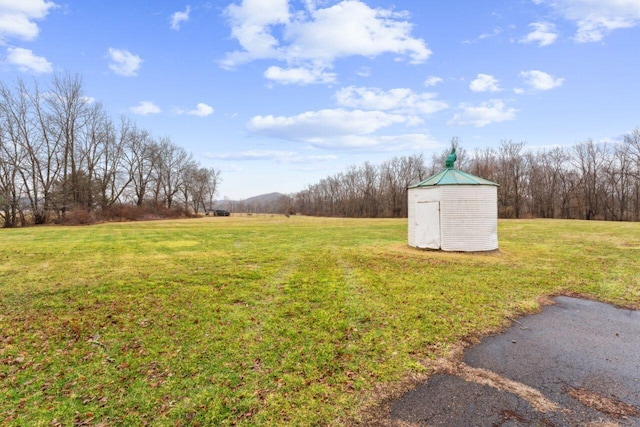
(415, 201, 440, 249)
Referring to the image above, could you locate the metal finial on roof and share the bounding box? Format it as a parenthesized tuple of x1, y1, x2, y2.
(445, 147, 457, 169)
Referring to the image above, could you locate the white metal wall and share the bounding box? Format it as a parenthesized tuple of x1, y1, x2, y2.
(408, 185, 498, 252)
(440, 186, 498, 252)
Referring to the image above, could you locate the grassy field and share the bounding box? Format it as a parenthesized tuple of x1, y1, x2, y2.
(1, 216, 639, 426)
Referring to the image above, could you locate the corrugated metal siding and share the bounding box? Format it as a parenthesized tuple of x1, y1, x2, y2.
(440, 186, 498, 251)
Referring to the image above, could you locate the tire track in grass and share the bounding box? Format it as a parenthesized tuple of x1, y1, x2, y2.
(228, 248, 359, 424)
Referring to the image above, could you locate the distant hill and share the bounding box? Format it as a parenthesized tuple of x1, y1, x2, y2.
(214, 192, 292, 214)
(243, 192, 286, 205)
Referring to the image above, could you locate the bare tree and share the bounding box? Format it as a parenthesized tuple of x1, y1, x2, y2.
(94, 116, 131, 209)
(468, 147, 498, 183)
(75, 101, 112, 209)
(0, 81, 34, 225)
(182, 166, 220, 214)
(152, 138, 195, 209)
(623, 128, 640, 220)
(0, 75, 223, 226)
(0, 106, 24, 227)
(497, 140, 527, 218)
(204, 167, 221, 214)
(46, 73, 91, 215)
(123, 127, 157, 207)
(526, 148, 568, 218)
(573, 140, 607, 220)
(27, 80, 64, 222)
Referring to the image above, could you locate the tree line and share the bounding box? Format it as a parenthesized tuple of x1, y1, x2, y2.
(0, 73, 220, 227)
(4, 73, 639, 226)
(291, 132, 640, 221)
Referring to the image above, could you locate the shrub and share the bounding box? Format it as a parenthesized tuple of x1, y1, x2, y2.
(59, 208, 97, 225)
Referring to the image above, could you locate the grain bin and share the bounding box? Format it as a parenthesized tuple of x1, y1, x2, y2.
(408, 149, 499, 252)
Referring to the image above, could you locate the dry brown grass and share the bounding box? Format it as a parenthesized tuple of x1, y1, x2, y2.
(567, 387, 639, 419)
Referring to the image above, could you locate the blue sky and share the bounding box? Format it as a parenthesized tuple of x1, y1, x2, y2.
(2, 0, 639, 199)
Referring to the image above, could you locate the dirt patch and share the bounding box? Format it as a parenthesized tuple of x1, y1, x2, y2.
(552, 290, 640, 311)
(497, 409, 530, 425)
(429, 357, 559, 413)
(567, 387, 639, 419)
(585, 422, 621, 427)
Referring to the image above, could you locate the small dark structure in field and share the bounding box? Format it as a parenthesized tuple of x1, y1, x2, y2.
(407, 149, 499, 252)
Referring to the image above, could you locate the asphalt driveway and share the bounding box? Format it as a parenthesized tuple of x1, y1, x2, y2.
(389, 296, 640, 426)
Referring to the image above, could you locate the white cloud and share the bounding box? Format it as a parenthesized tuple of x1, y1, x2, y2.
(206, 150, 338, 163)
(520, 22, 558, 46)
(285, 1, 431, 64)
(130, 101, 161, 115)
(463, 27, 503, 44)
(469, 74, 502, 93)
(478, 27, 503, 40)
(335, 86, 448, 115)
(264, 65, 337, 85)
(222, 0, 290, 67)
(424, 76, 443, 87)
(6, 47, 52, 73)
(520, 70, 564, 91)
(170, 5, 191, 30)
(307, 154, 340, 161)
(186, 103, 214, 117)
(248, 108, 408, 140)
(356, 67, 371, 77)
(448, 99, 516, 127)
(534, 0, 640, 42)
(300, 133, 440, 151)
(208, 150, 297, 161)
(0, 0, 56, 41)
(222, 0, 430, 84)
(246, 108, 439, 151)
(108, 48, 142, 77)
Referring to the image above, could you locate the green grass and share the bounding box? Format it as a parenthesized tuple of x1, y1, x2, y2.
(1, 216, 639, 425)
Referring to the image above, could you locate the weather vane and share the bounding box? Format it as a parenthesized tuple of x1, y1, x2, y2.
(445, 147, 457, 169)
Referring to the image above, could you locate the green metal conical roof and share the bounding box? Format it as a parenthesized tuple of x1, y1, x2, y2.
(408, 148, 499, 188)
(408, 168, 499, 188)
